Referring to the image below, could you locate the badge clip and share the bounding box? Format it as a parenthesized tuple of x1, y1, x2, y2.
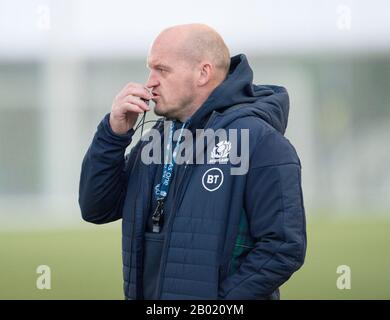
(152, 199, 164, 233)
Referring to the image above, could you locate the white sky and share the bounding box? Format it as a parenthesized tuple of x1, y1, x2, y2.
(0, 0, 389, 58)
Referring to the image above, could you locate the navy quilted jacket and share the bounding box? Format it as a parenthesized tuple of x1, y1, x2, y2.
(79, 54, 307, 300)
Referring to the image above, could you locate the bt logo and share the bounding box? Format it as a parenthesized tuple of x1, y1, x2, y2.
(202, 168, 224, 192)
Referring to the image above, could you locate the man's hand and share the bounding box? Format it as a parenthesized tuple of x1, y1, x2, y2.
(109, 82, 152, 135)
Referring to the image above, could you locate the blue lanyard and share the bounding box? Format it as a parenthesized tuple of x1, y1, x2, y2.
(156, 120, 188, 201)
(152, 119, 189, 233)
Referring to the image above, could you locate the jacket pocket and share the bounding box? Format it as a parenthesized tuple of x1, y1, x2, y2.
(143, 232, 165, 299)
(227, 243, 255, 277)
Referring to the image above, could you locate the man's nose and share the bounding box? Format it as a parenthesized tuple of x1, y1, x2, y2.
(146, 73, 160, 89)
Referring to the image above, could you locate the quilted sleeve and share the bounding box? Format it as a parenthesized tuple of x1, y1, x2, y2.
(218, 131, 307, 299)
(78, 113, 141, 224)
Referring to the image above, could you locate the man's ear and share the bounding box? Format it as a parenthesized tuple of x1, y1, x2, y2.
(197, 63, 212, 86)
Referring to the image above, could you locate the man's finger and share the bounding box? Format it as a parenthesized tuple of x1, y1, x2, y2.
(122, 103, 145, 114)
(118, 84, 152, 100)
(121, 96, 150, 111)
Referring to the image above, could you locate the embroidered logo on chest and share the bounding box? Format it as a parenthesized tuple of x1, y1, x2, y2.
(210, 140, 231, 164)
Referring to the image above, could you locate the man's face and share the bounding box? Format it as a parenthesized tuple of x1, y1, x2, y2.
(146, 40, 198, 120)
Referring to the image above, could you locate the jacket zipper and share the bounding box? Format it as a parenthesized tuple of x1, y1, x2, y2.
(132, 142, 153, 299)
(155, 111, 219, 299)
(129, 140, 145, 299)
(155, 163, 190, 299)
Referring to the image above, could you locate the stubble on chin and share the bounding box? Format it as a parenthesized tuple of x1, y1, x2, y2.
(153, 104, 166, 117)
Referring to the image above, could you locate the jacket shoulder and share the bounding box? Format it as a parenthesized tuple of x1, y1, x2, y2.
(228, 115, 276, 135)
(227, 116, 300, 169)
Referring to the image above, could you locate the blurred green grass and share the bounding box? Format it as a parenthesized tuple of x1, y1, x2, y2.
(1, 217, 390, 299)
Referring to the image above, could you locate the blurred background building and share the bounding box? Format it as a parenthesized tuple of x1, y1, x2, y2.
(1, 0, 390, 230)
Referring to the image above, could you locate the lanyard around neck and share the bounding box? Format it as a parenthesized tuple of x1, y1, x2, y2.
(156, 120, 188, 201)
(151, 119, 189, 233)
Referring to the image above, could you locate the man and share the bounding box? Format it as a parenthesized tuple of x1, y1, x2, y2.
(79, 24, 307, 300)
